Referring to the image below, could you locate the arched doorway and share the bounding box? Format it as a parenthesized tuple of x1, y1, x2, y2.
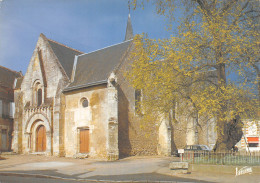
(36, 125, 46, 152)
(25, 113, 51, 155)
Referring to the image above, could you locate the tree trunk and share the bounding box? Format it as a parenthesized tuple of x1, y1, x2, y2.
(214, 119, 229, 151)
(213, 62, 243, 151)
(214, 116, 243, 151)
(252, 64, 260, 103)
(214, 63, 229, 151)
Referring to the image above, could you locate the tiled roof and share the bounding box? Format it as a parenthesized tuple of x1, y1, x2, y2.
(0, 66, 22, 88)
(0, 65, 22, 100)
(47, 39, 83, 79)
(65, 40, 132, 91)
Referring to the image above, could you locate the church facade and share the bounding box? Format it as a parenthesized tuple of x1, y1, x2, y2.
(12, 16, 216, 160)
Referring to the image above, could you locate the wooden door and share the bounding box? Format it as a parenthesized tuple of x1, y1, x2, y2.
(36, 125, 46, 152)
(1, 129, 7, 151)
(80, 129, 89, 153)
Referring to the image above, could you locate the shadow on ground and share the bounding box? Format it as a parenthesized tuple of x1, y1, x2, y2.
(0, 170, 215, 183)
(87, 173, 215, 182)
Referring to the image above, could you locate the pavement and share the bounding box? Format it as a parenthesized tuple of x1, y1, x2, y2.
(0, 154, 259, 183)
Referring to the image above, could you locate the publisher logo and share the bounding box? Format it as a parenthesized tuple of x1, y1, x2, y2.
(236, 166, 252, 176)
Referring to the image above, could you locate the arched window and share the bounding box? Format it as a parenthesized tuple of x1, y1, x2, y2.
(37, 88, 42, 106)
(81, 98, 89, 108)
(32, 80, 44, 107)
(135, 89, 142, 114)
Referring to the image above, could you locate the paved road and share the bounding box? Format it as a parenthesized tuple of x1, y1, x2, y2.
(0, 175, 81, 183)
(0, 155, 259, 183)
(0, 155, 213, 182)
(0, 174, 212, 183)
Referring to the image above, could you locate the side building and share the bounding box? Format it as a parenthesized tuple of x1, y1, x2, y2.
(236, 120, 260, 152)
(0, 66, 22, 152)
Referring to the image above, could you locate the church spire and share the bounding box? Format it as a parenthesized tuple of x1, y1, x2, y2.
(124, 13, 134, 41)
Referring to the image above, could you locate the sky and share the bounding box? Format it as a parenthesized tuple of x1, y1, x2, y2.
(0, 0, 173, 74)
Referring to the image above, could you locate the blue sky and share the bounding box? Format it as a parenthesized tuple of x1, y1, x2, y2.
(0, 0, 172, 74)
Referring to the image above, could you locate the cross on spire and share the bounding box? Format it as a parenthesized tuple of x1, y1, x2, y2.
(128, 0, 130, 14)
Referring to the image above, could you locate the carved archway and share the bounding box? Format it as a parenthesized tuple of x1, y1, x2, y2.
(24, 113, 51, 155)
(25, 112, 51, 133)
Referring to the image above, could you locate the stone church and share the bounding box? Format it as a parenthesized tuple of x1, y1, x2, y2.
(12, 15, 216, 160)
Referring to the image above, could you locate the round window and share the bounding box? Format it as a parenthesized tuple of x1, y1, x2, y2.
(82, 99, 89, 108)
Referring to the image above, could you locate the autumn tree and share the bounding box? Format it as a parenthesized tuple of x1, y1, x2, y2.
(127, 0, 260, 151)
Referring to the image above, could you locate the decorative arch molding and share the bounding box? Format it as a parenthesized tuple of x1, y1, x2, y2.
(31, 79, 42, 88)
(25, 112, 51, 133)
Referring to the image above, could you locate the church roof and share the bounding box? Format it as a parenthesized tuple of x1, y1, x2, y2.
(0, 65, 22, 100)
(47, 38, 83, 79)
(64, 40, 132, 91)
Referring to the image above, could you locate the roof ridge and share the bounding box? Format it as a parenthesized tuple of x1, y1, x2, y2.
(0, 65, 21, 75)
(47, 39, 84, 54)
(78, 39, 133, 57)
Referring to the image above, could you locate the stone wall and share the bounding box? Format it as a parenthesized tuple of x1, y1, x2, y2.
(116, 47, 159, 157)
(12, 89, 23, 153)
(116, 48, 217, 155)
(197, 117, 217, 149)
(64, 85, 110, 159)
(171, 111, 189, 150)
(0, 118, 13, 151)
(172, 103, 217, 150)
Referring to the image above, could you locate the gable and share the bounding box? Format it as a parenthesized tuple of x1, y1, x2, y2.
(30, 50, 46, 87)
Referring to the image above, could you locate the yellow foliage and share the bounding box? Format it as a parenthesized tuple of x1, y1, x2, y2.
(126, 0, 260, 126)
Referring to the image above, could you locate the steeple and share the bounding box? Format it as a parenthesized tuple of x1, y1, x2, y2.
(124, 13, 134, 41)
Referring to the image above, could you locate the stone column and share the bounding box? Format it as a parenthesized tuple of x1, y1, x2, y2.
(24, 132, 31, 153)
(11, 91, 22, 153)
(186, 117, 198, 145)
(107, 73, 119, 161)
(46, 131, 52, 156)
(0, 126, 2, 151)
(53, 110, 60, 156)
(158, 114, 172, 156)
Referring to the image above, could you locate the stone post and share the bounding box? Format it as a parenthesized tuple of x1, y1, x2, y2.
(107, 73, 119, 161)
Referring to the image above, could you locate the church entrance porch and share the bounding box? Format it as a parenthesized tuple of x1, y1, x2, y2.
(23, 112, 52, 155)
